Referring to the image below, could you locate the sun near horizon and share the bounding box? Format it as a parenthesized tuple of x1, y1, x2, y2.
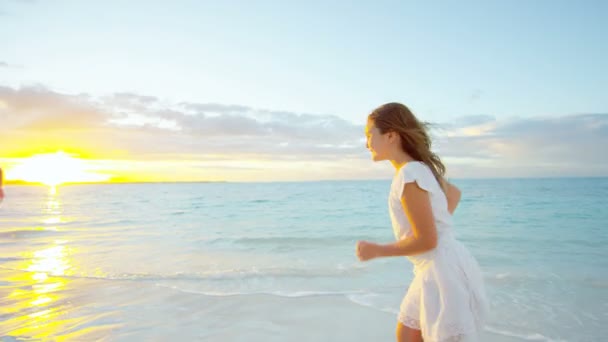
(1, 149, 369, 185)
(5, 151, 112, 186)
(1, 151, 266, 185)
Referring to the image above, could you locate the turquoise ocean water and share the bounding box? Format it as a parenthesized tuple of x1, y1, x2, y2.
(0, 178, 606, 341)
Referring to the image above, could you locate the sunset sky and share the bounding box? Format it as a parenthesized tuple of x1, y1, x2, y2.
(1, 0, 607, 184)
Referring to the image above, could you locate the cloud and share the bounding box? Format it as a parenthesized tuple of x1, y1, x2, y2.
(438, 113, 608, 177)
(0, 61, 23, 69)
(469, 89, 483, 102)
(1, 84, 606, 179)
(0, 85, 109, 130)
(0, 85, 365, 162)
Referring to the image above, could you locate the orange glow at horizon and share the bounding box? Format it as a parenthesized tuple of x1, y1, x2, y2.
(7, 151, 111, 186)
(1, 151, 357, 184)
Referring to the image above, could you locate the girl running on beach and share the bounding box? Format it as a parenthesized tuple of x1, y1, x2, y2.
(356, 102, 488, 342)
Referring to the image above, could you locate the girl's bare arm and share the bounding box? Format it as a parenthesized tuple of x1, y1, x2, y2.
(446, 181, 461, 214)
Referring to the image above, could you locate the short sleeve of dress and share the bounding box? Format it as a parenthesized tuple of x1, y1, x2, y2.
(399, 162, 437, 193)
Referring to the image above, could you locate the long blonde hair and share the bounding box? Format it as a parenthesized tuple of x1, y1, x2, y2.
(368, 102, 446, 192)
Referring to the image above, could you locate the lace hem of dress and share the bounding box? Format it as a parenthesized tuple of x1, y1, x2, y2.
(437, 334, 475, 342)
(397, 314, 421, 330)
(397, 314, 479, 342)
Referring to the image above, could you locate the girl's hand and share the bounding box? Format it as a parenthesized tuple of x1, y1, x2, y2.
(356, 241, 380, 261)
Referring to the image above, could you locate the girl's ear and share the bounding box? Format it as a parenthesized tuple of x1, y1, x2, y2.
(388, 131, 398, 142)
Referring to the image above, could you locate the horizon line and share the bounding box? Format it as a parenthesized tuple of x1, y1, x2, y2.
(4, 175, 608, 186)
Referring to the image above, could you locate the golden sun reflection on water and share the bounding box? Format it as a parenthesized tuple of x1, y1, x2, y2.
(42, 186, 63, 226)
(4, 244, 75, 338)
(2, 187, 77, 339)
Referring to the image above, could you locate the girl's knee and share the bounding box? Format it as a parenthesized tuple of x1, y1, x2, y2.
(396, 322, 422, 342)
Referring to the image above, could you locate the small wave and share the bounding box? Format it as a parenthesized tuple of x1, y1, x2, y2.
(249, 199, 272, 204)
(156, 284, 369, 299)
(206, 235, 376, 248)
(157, 268, 357, 280)
(486, 271, 564, 282)
(489, 272, 608, 289)
(156, 266, 364, 281)
(0, 228, 65, 239)
(0, 265, 363, 283)
(92, 219, 138, 227)
(485, 326, 566, 342)
(345, 293, 398, 315)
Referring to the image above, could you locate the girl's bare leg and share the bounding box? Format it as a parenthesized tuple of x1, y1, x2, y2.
(396, 322, 423, 342)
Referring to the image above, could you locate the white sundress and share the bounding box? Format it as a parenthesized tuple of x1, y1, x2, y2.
(389, 161, 489, 342)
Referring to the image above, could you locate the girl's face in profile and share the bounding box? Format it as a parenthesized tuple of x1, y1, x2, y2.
(365, 120, 392, 162)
